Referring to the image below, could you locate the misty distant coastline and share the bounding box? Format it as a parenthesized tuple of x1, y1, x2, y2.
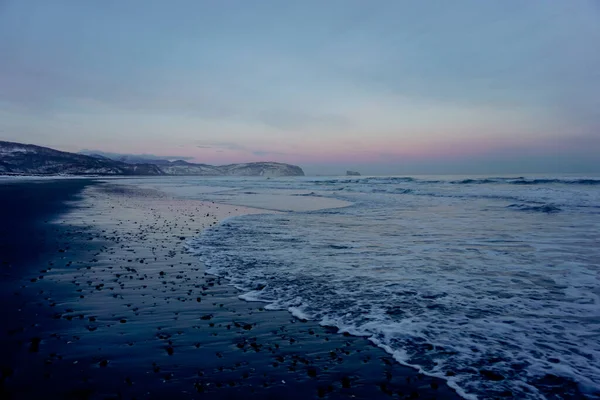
(0, 141, 304, 177)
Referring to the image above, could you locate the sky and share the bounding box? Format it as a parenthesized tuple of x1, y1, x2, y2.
(1, 0, 599, 175)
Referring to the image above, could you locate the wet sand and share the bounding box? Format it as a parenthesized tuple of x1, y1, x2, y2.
(0, 180, 460, 399)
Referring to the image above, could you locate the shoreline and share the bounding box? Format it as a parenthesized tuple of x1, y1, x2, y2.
(188, 214, 474, 400)
(0, 179, 460, 399)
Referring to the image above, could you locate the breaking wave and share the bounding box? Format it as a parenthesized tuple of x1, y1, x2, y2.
(181, 174, 600, 399)
(507, 203, 563, 213)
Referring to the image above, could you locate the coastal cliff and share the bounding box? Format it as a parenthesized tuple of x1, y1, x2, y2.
(0, 141, 305, 177)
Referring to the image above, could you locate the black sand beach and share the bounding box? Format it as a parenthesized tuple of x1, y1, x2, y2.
(0, 179, 460, 399)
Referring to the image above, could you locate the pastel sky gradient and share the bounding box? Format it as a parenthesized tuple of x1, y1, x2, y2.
(1, 0, 599, 174)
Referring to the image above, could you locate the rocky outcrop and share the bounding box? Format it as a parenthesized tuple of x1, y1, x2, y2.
(0, 141, 305, 177)
(346, 170, 361, 176)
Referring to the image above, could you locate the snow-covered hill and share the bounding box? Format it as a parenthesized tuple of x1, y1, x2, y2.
(0, 141, 163, 175)
(84, 150, 305, 177)
(0, 141, 305, 177)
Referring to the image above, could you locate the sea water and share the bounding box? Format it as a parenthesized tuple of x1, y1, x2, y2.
(123, 175, 600, 399)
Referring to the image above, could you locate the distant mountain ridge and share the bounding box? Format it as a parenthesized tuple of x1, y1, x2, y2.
(0, 141, 305, 177)
(78, 149, 195, 165)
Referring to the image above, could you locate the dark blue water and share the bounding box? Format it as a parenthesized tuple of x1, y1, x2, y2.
(136, 175, 600, 399)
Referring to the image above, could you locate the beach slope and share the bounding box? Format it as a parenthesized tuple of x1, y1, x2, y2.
(0, 180, 459, 399)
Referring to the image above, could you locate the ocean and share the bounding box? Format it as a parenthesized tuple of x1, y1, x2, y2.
(120, 175, 600, 399)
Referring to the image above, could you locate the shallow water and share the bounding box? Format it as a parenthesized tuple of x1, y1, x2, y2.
(125, 175, 600, 399)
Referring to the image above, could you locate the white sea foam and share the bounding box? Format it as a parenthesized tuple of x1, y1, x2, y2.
(177, 175, 600, 399)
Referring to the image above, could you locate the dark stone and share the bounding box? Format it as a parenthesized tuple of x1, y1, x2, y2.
(341, 376, 351, 388)
(480, 369, 505, 381)
(29, 337, 41, 352)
